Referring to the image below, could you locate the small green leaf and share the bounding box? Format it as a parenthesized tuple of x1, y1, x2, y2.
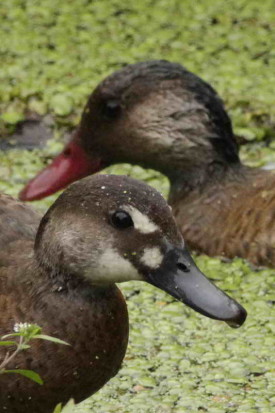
(52, 404, 63, 413)
(19, 344, 31, 350)
(5, 369, 43, 385)
(0, 341, 16, 346)
(26, 325, 42, 337)
(1, 333, 23, 339)
(34, 335, 70, 346)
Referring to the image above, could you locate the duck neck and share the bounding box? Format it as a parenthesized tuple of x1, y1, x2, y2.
(166, 158, 245, 200)
(33, 254, 80, 290)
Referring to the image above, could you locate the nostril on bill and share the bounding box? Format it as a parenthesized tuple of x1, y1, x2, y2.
(176, 260, 190, 272)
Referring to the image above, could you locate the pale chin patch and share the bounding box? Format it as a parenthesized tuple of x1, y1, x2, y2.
(140, 247, 163, 269)
(121, 205, 159, 234)
(87, 247, 143, 284)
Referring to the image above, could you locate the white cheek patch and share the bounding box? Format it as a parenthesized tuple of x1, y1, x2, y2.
(89, 248, 143, 284)
(122, 205, 159, 234)
(140, 247, 163, 269)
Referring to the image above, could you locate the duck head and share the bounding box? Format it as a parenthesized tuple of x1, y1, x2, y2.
(35, 174, 246, 327)
(20, 60, 240, 201)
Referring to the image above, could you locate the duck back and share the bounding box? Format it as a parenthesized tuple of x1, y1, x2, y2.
(171, 167, 275, 266)
(0, 193, 40, 248)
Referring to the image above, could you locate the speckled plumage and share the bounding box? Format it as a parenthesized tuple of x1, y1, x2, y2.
(2, 174, 175, 411)
(0, 271, 128, 412)
(1, 173, 247, 412)
(2, 174, 175, 412)
(0, 174, 183, 412)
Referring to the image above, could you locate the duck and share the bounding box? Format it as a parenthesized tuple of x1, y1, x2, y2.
(19, 61, 275, 267)
(0, 174, 246, 413)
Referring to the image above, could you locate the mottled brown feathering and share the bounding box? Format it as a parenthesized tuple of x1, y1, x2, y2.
(0, 264, 128, 412)
(170, 167, 275, 267)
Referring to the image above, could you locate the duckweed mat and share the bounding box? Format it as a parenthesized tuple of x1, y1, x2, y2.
(1, 0, 275, 143)
(0, 0, 275, 412)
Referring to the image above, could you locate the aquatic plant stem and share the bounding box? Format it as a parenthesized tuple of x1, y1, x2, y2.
(0, 336, 23, 372)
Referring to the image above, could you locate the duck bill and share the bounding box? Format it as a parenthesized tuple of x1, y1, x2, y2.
(19, 133, 105, 201)
(146, 246, 247, 328)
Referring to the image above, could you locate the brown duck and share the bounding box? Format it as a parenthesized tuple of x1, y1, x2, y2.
(0, 174, 246, 413)
(20, 60, 275, 267)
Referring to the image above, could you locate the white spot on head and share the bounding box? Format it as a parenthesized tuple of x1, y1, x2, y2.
(122, 205, 159, 234)
(88, 247, 143, 284)
(140, 247, 163, 269)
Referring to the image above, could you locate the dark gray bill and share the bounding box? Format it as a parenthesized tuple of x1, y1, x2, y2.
(146, 245, 247, 328)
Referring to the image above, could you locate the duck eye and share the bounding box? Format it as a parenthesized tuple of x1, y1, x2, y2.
(102, 100, 121, 119)
(111, 210, 134, 229)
